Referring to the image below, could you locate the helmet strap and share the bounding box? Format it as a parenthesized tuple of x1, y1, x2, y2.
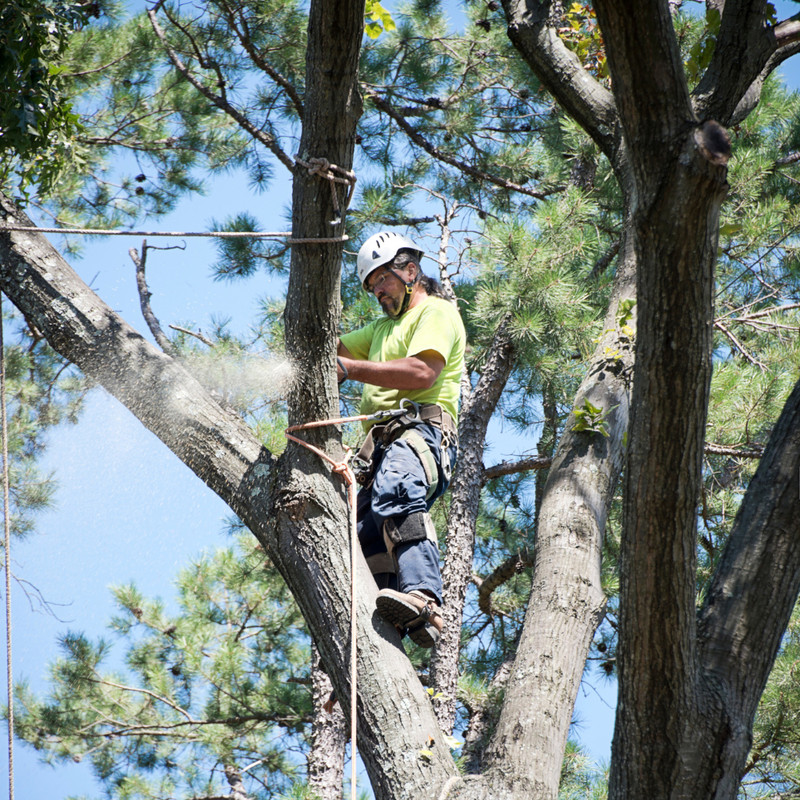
(389, 267, 417, 318)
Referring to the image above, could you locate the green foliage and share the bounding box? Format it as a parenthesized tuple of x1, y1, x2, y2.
(684, 5, 720, 83)
(14, 535, 312, 799)
(557, 3, 608, 81)
(5, 0, 307, 232)
(696, 75, 800, 603)
(559, 740, 608, 799)
(742, 604, 800, 797)
(0, 0, 103, 194)
(571, 398, 616, 439)
(210, 212, 293, 280)
(365, 0, 396, 39)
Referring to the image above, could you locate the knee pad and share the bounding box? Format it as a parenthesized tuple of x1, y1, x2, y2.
(383, 511, 438, 556)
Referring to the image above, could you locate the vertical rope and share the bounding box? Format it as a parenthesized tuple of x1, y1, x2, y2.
(347, 476, 358, 800)
(0, 293, 14, 800)
(285, 424, 359, 800)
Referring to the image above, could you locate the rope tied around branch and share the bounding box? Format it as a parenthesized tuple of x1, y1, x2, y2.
(294, 155, 357, 226)
(0, 224, 349, 245)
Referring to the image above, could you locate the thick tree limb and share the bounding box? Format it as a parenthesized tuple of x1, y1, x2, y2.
(594, 0, 694, 186)
(693, 1, 800, 124)
(0, 195, 267, 504)
(480, 231, 636, 799)
(500, 0, 618, 161)
(696, 376, 800, 797)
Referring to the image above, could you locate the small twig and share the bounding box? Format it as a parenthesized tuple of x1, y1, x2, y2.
(714, 320, 767, 370)
(169, 325, 214, 347)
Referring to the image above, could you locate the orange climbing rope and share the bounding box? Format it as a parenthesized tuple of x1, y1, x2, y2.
(285, 419, 359, 800)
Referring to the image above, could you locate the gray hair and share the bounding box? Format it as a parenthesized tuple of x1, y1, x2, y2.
(393, 250, 448, 299)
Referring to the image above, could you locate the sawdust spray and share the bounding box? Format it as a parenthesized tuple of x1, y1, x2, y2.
(182, 349, 294, 408)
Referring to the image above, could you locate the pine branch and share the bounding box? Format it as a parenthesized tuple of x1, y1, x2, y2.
(147, 6, 294, 172)
(224, 2, 304, 119)
(366, 89, 553, 200)
(714, 319, 767, 369)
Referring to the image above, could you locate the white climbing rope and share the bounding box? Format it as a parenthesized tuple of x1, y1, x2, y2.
(294, 155, 357, 226)
(1, 293, 14, 800)
(0, 225, 348, 243)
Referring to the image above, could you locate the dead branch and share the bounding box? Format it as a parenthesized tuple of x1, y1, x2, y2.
(477, 547, 534, 617)
(130, 241, 178, 356)
(483, 455, 552, 483)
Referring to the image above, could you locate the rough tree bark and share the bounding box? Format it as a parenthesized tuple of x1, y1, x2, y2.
(430, 319, 516, 732)
(308, 644, 346, 800)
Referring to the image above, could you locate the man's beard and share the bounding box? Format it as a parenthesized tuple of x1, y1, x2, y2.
(380, 295, 401, 318)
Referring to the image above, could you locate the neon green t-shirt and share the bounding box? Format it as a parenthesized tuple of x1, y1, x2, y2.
(340, 295, 466, 426)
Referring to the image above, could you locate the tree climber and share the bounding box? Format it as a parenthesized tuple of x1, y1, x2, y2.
(337, 231, 466, 648)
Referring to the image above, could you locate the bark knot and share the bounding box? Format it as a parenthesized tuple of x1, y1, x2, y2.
(695, 120, 731, 167)
(276, 487, 309, 521)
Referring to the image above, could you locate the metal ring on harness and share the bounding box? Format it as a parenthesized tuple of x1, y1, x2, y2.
(399, 397, 421, 421)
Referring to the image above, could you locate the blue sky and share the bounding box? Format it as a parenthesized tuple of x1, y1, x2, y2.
(6, 2, 800, 798)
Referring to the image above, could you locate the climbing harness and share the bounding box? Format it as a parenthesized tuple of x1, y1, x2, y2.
(352, 399, 457, 495)
(1, 294, 14, 800)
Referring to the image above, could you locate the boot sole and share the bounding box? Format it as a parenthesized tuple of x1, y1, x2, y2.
(376, 591, 441, 649)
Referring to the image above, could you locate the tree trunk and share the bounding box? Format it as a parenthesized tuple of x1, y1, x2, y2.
(430, 319, 515, 732)
(308, 644, 347, 800)
(477, 232, 635, 799)
(0, 3, 459, 797)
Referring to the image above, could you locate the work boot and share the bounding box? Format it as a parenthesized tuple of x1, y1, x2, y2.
(375, 588, 443, 648)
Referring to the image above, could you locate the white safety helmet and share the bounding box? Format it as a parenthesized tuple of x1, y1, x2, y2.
(356, 231, 424, 289)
